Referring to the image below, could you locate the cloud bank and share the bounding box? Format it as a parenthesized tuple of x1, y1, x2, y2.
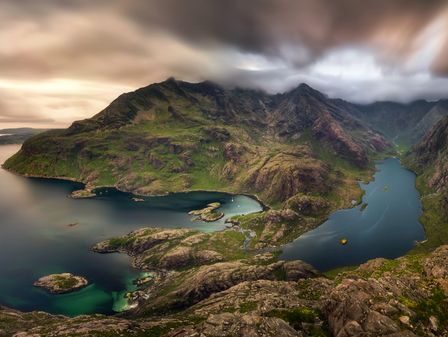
(1, 0, 448, 127)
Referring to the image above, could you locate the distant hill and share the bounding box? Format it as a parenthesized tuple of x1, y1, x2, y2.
(352, 100, 448, 146)
(0, 128, 49, 145)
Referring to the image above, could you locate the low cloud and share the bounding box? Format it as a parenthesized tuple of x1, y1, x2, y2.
(1, 0, 448, 127)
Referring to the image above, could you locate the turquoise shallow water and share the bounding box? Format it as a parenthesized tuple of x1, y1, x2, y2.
(281, 157, 425, 271)
(0, 145, 263, 316)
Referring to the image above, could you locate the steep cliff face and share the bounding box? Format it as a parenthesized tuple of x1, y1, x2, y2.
(404, 116, 448, 253)
(4, 78, 387, 206)
(411, 116, 448, 194)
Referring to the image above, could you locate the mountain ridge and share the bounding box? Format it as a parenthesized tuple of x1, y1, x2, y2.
(3, 78, 388, 206)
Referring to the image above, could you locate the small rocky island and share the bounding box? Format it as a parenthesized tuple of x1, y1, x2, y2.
(188, 202, 224, 222)
(33, 273, 89, 294)
(70, 189, 96, 199)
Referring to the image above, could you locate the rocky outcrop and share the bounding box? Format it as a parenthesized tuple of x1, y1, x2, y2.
(167, 313, 301, 337)
(159, 246, 224, 269)
(70, 189, 95, 199)
(7, 245, 448, 336)
(92, 228, 226, 270)
(188, 202, 224, 222)
(243, 150, 331, 203)
(33, 273, 88, 294)
(0, 306, 152, 337)
(159, 261, 317, 307)
(285, 194, 330, 216)
(324, 278, 415, 336)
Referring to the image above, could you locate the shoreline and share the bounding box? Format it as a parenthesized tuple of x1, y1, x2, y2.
(1, 165, 270, 211)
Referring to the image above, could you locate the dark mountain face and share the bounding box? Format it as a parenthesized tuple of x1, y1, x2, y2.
(411, 116, 448, 194)
(352, 100, 448, 146)
(68, 79, 387, 164)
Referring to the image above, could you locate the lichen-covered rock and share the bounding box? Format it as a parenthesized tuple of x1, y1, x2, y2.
(140, 260, 318, 313)
(284, 194, 330, 216)
(423, 245, 448, 278)
(167, 313, 301, 337)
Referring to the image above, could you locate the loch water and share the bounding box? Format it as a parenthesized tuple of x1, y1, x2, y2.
(0, 145, 425, 315)
(0, 145, 262, 316)
(281, 157, 426, 271)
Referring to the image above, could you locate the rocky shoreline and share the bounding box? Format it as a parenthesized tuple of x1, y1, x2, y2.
(3, 230, 447, 336)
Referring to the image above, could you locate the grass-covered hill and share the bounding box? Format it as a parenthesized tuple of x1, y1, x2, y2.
(4, 78, 388, 207)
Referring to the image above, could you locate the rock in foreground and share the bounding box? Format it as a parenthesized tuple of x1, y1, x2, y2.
(33, 273, 88, 294)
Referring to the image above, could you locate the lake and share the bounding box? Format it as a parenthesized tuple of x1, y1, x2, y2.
(0, 144, 263, 316)
(281, 157, 425, 271)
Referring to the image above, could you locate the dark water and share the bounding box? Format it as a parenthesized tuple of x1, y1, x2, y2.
(281, 157, 425, 271)
(0, 145, 263, 316)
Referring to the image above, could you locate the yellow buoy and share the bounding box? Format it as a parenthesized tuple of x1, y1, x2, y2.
(339, 238, 348, 245)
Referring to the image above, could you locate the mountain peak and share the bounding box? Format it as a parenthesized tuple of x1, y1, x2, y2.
(286, 83, 327, 100)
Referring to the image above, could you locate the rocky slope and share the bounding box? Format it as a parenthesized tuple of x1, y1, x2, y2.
(3, 79, 387, 207)
(4, 229, 448, 337)
(405, 116, 448, 252)
(411, 116, 448, 194)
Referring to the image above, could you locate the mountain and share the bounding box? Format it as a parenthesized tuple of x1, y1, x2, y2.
(411, 100, 448, 144)
(4, 78, 387, 207)
(405, 116, 448, 253)
(409, 115, 448, 195)
(0, 128, 48, 145)
(348, 99, 448, 147)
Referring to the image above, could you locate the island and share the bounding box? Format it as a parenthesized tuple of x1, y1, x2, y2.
(188, 202, 225, 222)
(70, 189, 96, 199)
(33, 273, 89, 294)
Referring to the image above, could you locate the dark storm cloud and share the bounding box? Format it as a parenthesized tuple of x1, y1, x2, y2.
(0, 0, 448, 127)
(123, 0, 448, 68)
(2, 0, 447, 75)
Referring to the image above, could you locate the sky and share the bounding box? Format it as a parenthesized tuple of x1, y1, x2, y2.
(1, 0, 448, 128)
